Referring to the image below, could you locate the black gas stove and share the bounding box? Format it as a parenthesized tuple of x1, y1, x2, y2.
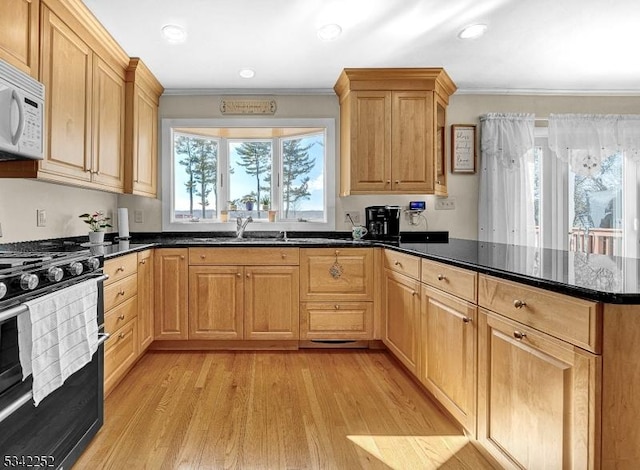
(0, 249, 103, 307)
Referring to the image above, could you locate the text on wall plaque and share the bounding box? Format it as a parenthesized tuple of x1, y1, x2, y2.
(220, 99, 277, 115)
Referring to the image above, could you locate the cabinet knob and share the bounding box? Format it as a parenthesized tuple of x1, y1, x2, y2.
(140, 259, 146, 265)
(386, 180, 391, 185)
(334, 304, 339, 310)
(200, 254, 206, 259)
(394, 260, 401, 266)
(411, 291, 418, 297)
(180, 256, 185, 260)
(246, 273, 251, 278)
(118, 290, 125, 296)
(437, 274, 446, 281)
(281, 253, 286, 259)
(513, 331, 527, 340)
(462, 317, 471, 323)
(118, 333, 125, 339)
(395, 180, 400, 184)
(513, 299, 527, 309)
(118, 314, 125, 320)
(116, 266, 125, 272)
(436, 180, 441, 185)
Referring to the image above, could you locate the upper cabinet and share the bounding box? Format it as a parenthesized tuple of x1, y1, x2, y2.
(0, 0, 39, 78)
(0, 0, 162, 197)
(334, 68, 456, 196)
(124, 58, 164, 198)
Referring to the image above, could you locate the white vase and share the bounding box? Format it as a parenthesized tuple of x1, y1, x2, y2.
(88, 231, 105, 245)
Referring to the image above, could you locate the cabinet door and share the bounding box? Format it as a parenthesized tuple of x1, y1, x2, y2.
(391, 91, 434, 193)
(154, 249, 188, 340)
(478, 309, 599, 470)
(131, 86, 158, 196)
(39, 7, 92, 182)
(434, 96, 447, 196)
(0, 0, 39, 77)
(300, 248, 373, 301)
(421, 286, 477, 434)
(244, 266, 299, 340)
(137, 250, 154, 351)
(188, 266, 244, 340)
(300, 302, 373, 340)
(91, 56, 125, 191)
(384, 269, 421, 375)
(349, 91, 391, 192)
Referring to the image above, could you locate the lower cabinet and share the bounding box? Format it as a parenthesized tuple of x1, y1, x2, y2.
(420, 285, 477, 435)
(104, 317, 138, 394)
(477, 309, 599, 470)
(383, 269, 421, 374)
(300, 302, 373, 340)
(188, 265, 299, 340)
(137, 249, 154, 352)
(154, 248, 189, 340)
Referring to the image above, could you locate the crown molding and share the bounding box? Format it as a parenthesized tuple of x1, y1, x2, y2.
(455, 87, 640, 96)
(163, 88, 336, 96)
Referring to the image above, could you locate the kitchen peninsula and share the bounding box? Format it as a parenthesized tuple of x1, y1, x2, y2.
(94, 234, 640, 469)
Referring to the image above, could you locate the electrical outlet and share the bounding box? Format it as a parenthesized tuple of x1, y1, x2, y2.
(435, 198, 456, 210)
(36, 209, 47, 227)
(134, 210, 143, 223)
(344, 211, 360, 224)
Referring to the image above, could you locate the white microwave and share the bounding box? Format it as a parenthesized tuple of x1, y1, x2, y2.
(0, 59, 44, 161)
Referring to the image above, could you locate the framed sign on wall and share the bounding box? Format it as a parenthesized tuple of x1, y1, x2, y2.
(451, 124, 476, 173)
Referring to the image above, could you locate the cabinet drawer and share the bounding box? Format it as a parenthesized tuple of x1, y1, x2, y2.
(104, 273, 137, 311)
(105, 296, 137, 334)
(104, 318, 138, 396)
(189, 247, 299, 265)
(300, 302, 373, 340)
(383, 249, 420, 280)
(478, 274, 601, 353)
(421, 259, 477, 303)
(104, 254, 138, 285)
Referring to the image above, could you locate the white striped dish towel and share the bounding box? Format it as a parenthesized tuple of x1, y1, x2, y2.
(17, 278, 99, 406)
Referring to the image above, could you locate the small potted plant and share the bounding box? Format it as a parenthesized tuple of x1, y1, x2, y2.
(79, 211, 112, 244)
(241, 193, 256, 211)
(260, 195, 270, 211)
(229, 199, 239, 211)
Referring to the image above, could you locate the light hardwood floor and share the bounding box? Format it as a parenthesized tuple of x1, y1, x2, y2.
(75, 350, 497, 469)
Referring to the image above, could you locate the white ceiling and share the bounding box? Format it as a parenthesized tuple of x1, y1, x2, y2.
(82, 0, 640, 94)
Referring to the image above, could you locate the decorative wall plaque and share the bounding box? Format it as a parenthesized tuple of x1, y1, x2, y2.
(220, 99, 277, 115)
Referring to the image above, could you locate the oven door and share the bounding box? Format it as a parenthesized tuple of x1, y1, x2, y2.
(0, 315, 22, 396)
(0, 332, 107, 468)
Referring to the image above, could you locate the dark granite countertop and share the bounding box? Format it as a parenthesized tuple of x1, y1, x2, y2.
(4, 232, 639, 304)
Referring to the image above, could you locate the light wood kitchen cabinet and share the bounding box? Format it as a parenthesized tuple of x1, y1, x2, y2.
(154, 248, 189, 340)
(137, 250, 154, 352)
(188, 248, 300, 341)
(103, 253, 139, 396)
(0, 0, 129, 194)
(124, 58, 163, 197)
(333, 68, 456, 196)
(383, 269, 421, 374)
(420, 285, 477, 435)
(0, 0, 39, 77)
(478, 309, 599, 470)
(300, 248, 374, 341)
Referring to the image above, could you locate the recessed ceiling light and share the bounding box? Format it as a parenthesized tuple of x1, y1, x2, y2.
(239, 68, 255, 79)
(458, 24, 487, 40)
(317, 23, 342, 41)
(161, 24, 187, 43)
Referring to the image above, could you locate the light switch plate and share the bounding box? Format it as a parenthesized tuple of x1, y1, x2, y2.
(37, 209, 47, 227)
(134, 210, 143, 223)
(435, 198, 456, 210)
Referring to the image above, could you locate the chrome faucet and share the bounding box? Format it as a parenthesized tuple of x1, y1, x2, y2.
(236, 216, 253, 238)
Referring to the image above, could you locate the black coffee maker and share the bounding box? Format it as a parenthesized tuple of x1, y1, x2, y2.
(365, 206, 401, 240)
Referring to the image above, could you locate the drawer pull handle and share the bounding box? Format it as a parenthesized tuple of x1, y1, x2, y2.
(411, 291, 418, 297)
(200, 254, 206, 259)
(437, 274, 446, 281)
(513, 331, 526, 340)
(118, 314, 125, 320)
(116, 266, 125, 272)
(118, 333, 125, 339)
(140, 259, 146, 265)
(334, 304, 339, 310)
(462, 317, 471, 323)
(118, 290, 125, 296)
(513, 299, 527, 309)
(394, 260, 402, 267)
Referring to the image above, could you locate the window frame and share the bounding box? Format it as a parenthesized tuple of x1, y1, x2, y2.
(161, 118, 336, 232)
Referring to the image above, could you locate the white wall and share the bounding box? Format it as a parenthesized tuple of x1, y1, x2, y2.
(3, 92, 639, 243)
(0, 179, 118, 243)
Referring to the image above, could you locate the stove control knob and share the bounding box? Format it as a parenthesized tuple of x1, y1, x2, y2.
(68, 262, 84, 276)
(85, 257, 100, 271)
(0, 282, 7, 299)
(20, 273, 39, 291)
(47, 266, 64, 283)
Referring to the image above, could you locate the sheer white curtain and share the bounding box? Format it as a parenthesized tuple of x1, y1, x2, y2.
(548, 114, 640, 175)
(478, 113, 537, 247)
